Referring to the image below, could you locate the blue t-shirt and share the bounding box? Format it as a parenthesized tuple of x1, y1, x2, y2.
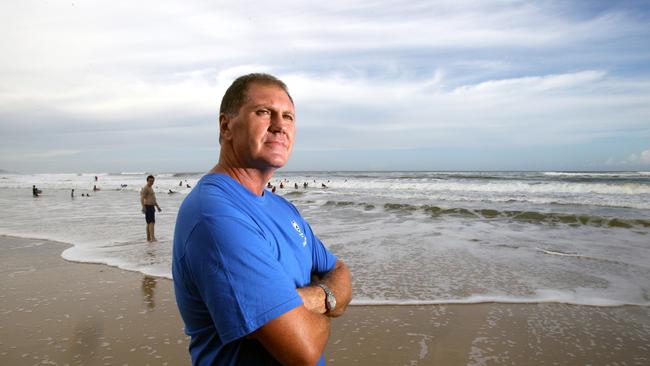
(172, 173, 337, 365)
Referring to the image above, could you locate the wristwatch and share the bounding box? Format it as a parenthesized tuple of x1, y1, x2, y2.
(318, 284, 336, 313)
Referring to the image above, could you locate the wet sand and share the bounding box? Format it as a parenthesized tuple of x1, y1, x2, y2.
(328, 304, 650, 365)
(1, 236, 188, 365)
(1, 235, 649, 365)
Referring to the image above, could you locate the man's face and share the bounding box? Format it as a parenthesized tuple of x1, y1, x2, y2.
(147, 178, 154, 186)
(222, 83, 295, 170)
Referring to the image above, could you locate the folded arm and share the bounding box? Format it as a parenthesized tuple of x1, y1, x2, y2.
(299, 259, 352, 317)
(251, 304, 330, 366)
(251, 259, 352, 365)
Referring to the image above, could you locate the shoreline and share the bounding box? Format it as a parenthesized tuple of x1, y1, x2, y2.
(6, 234, 647, 309)
(2, 235, 649, 365)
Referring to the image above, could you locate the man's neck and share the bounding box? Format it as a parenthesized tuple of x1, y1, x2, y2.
(210, 163, 275, 196)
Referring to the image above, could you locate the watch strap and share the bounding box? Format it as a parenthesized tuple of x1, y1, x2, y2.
(318, 283, 336, 313)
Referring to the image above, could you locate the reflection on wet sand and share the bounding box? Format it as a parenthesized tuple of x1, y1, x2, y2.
(142, 276, 157, 311)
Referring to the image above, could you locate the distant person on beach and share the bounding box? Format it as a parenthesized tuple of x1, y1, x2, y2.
(32, 185, 39, 197)
(140, 175, 161, 242)
(173, 73, 352, 366)
(71, 189, 74, 198)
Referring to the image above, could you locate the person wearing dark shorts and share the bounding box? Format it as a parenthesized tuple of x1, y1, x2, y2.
(140, 175, 161, 242)
(144, 204, 156, 224)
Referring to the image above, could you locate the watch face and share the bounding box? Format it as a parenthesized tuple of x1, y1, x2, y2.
(320, 284, 336, 312)
(327, 295, 336, 311)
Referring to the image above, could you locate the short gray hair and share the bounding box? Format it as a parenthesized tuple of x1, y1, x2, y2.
(219, 73, 293, 117)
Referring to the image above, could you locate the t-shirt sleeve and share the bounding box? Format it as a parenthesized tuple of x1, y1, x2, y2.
(304, 221, 337, 276)
(184, 215, 303, 344)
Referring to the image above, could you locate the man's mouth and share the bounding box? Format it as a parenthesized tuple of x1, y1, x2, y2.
(265, 137, 288, 148)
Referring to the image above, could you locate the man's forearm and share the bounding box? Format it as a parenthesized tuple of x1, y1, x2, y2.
(252, 304, 331, 366)
(320, 260, 352, 317)
(297, 286, 326, 314)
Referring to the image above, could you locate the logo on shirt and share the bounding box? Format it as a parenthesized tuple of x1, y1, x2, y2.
(291, 220, 307, 247)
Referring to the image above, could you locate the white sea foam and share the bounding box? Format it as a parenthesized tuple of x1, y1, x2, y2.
(351, 291, 650, 307)
(335, 179, 650, 197)
(536, 248, 581, 257)
(543, 171, 645, 177)
(61, 245, 173, 279)
(279, 171, 650, 209)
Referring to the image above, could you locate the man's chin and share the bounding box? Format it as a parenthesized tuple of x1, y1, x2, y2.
(254, 157, 288, 170)
(268, 160, 288, 169)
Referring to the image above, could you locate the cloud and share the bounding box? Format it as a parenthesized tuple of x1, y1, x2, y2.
(0, 149, 81, 166)
(606, 149, 650, 166)
(287, 70, 650, 151)
(626, 149, 650, 164)
(452, 70, 607, 94)
(1, 1, 649, 172)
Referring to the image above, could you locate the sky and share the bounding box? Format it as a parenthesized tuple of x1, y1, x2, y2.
(1, 0, 649, 173)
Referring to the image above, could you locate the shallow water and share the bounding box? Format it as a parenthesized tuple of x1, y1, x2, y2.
(1, 171, 649, 306)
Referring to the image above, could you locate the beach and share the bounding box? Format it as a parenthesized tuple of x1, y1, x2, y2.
(2, 171, 649, 364)
(3, 235, 649, 366)
(1, 236, 188, 365)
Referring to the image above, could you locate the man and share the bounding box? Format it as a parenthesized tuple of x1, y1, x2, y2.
(173, 73, 352, 366)
(140, 175, 161, 242)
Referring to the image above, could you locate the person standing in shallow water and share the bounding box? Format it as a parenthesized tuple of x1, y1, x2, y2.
(140, 175, 161, 242)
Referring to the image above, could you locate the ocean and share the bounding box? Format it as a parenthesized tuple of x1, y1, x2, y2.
(1, 171, 649, 307)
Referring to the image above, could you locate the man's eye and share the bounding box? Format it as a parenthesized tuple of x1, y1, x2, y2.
(283, 114, 294, 122)
(256, 109, 270, 116)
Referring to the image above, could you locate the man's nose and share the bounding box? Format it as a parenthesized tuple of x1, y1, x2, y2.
(268, 113, 289, 133)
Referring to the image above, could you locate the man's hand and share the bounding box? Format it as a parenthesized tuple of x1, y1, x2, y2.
(316, 260, 352, 318)
(141, 207, 146, 214)
(156, 205, 162, 212)
(299, 260, 352, 318)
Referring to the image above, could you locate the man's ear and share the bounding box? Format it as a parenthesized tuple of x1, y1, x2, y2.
(219, 113, 232, 142)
